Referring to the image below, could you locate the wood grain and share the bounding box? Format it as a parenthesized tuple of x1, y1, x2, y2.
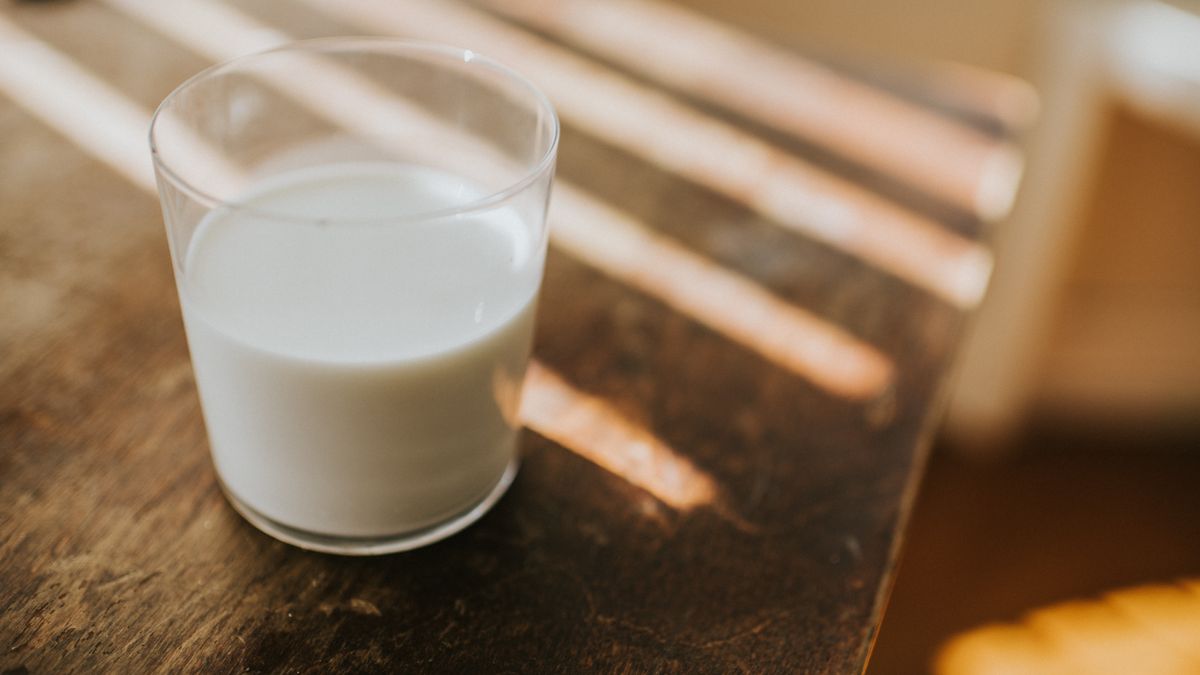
(0, 0, 1015, 672)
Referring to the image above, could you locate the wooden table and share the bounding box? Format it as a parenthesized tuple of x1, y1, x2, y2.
(0, 0, 1025, 672)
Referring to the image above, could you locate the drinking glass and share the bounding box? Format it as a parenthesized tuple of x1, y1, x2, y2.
(150, 39, 558, 555)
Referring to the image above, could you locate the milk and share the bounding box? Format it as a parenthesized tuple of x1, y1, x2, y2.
(177, 163, 543, 539)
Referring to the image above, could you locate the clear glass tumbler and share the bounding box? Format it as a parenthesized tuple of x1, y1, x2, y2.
(150, 39, 558, 555)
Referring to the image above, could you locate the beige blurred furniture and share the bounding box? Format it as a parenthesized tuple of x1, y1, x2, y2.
(947, 0, 1200, 447)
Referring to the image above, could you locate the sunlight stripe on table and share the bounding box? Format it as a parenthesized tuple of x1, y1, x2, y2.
(523, 363, 719, 510)
(549, 186, 894, 399)
(475, 0, 1023, 221)
(106, 0, 510, 192)
(0, 13, 723, 511)
(0, 18, 155, 191)
(898, 60, 1041, 134)
(0, 18, 243, 196)
(108, 0, 894, 399)
(300, 0, 994, 309)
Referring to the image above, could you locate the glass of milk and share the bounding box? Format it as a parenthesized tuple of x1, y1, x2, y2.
(149, 39, 558, 555)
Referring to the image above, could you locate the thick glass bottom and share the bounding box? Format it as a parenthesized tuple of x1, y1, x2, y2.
(217, 458, 518, 555)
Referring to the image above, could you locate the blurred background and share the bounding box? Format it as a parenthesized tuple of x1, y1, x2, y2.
(695, 0, 1200, 672)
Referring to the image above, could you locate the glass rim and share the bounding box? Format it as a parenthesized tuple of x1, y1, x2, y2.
(148, 37, 560, 225)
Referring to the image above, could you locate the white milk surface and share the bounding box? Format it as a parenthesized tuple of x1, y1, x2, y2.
(178, 162, 541, 538)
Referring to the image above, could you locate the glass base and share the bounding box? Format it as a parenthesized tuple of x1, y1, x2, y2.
(218, 458, 519, 556)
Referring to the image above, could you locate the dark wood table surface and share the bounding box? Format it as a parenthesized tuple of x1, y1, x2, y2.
(0, 0, 1026, 672)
